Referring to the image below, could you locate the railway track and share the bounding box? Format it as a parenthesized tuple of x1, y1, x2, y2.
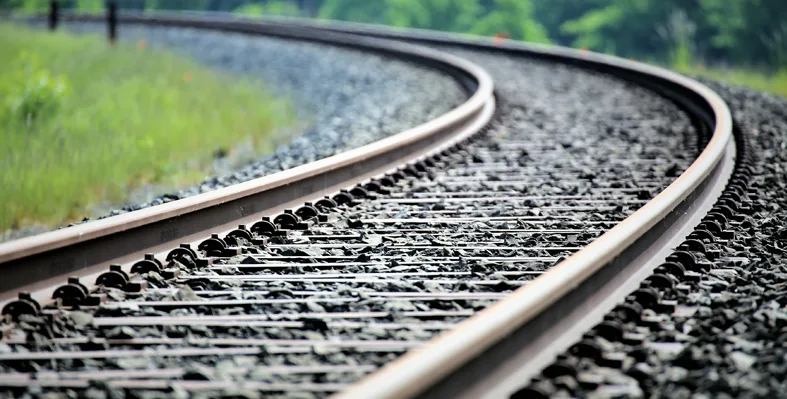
(0, 13, 740, 399)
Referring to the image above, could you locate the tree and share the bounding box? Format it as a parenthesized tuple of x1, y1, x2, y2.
(14, 0, 48, 11)
(234, 0, 301, 17)
(144, 0, 209, 11)
(471, 0, 549, 43)
(533, 0, 598, 46)
(560, 0, 665, 55)
(700, 0, 787, 67)
(317, 0, 387, 24)
(9, 0, 786, 69)
(75, 0, 103, 13)
(385, 0, 483, 33)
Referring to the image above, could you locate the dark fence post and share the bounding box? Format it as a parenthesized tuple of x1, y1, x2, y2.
(48, 0, 58, 31)
(107, 0, 117, 44)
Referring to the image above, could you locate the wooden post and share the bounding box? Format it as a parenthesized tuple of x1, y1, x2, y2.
(48, 0, 58, 31)
(107, 0, 117, 45)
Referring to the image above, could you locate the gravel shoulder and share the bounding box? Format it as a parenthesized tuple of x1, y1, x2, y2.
(635, 83, 787, 398)
(517, 81, 787, 397)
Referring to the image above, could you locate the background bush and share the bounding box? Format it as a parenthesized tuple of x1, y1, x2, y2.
(3, 0, 784, 71)
(1, 51, 69, 124)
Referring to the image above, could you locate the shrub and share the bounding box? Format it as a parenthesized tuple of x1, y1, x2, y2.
(1, 51, 69, 124)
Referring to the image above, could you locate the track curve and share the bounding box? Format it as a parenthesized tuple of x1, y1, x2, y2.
(0, 14, 494, 301)
(298, 19, 734, 399)
(0, 13, 737, 399)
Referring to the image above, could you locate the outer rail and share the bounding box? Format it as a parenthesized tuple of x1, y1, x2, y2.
(296, 18, 735, 399)
(0, 14, 495, 301)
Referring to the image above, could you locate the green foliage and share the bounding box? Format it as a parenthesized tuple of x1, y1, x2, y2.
(318, 0, 547, 42)
(0, 0, 24, 11)
(234, 0, 300, 17)
(317, 0, 387, 24)
(560, 0, 682, 57)
(0, 23, 292, 231)
(472, 0, 549, 43)
(560, 4, 623, 51)
(12, 0, 782, 69)
(15, 0, 47, 12)
(678, 66, 787, 98)
(670, 41, 693, 71)
(699, 0, 787, 67)
(7, 0, 787, 69)
(234, 3, 264, 15)
(385, 0, 483, 33)
(651, 9, 698, 70)
(143, 0, 209, 11)
(1, 51, 69, 123)
(532, 0, 596, 45)
(555, 0, 787, 69)
(75, 0, 104, 13)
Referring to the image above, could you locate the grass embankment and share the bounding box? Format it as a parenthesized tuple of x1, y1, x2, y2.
(0, 23, 293, 234)
(674, 65, 787, 98)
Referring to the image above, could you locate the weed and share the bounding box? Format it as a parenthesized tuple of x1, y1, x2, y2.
(1, 51, 69, 124)
(0, 23, 293, 234)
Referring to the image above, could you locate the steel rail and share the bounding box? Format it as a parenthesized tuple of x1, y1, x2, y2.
(269, 18, 736, 399)
(0, 14, 495, 303)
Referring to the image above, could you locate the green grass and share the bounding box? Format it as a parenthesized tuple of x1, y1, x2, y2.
(674, 64, 787, 98)
(0, 23, 293, 233)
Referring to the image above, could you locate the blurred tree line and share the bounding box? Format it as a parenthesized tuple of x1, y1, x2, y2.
(4, 0, 785, 69)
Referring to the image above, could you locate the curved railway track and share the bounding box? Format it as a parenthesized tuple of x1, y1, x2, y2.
(0, 12, 742, 399)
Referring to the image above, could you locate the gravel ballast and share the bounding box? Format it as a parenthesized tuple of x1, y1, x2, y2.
(518, 82, 787, 398)
(90, 24, 467, 206)
(0, 38, 701, 398)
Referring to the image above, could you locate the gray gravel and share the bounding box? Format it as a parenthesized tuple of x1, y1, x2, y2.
(92, 24, 466, 208)
(0, 42, 699, 398)
(518, 82, 787, 398)
(3, 22, 465, 240)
